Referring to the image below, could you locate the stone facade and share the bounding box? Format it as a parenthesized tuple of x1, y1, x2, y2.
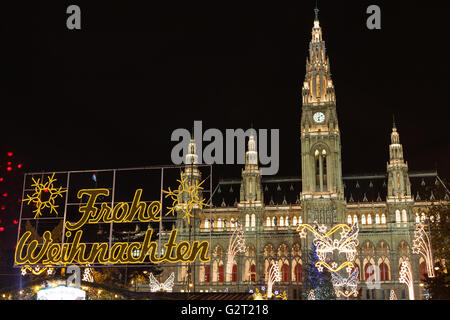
(158, 9, 446, 300)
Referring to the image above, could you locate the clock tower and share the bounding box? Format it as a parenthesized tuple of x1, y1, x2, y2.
(300, 7, 346, 225)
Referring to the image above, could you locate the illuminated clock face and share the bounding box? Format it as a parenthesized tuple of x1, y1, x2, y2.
(313, 112, 325, 123)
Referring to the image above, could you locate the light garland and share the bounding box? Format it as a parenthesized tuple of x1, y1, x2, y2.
(399, 261, 415, 300)
(149, 272, 175, 292)
(253, 288, 286, 300)
(226, 222, 246, 281)
(267, 261, 281, 299)
(21, 265, 52, 276)
(307, 289, 315, 300)
(412, 222, 435, 278)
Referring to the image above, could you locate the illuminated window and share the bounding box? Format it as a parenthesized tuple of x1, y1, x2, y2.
(375, 214, 380, 224)
(415, 213, 420, 223)
(402, 209, 408, 223)
(232, 264, 238, 282)
(266, 217, 271, 227)
(353, 215, 358, 224)
(217, 218, 222, 228)
(367, 214, 372, 225)
(293, 216, 298, 226)
(285, 216, 290, 226)
(361, 215, 366, 225)
(347, 215, 352, 224)
(245, 214, 250, 227)
(282, 264, 290, 282)
(204, 219, 209, 229)
(295, 264, 302, 282)
(250, 264, 256, 282)
(381, 214, 386, 224)
(379, 262, 390, 281)
(251, 214, 256, 229)
(396, 210, 401, 225)
(204, 265, 210, 282)
(280, 216, 284, 227)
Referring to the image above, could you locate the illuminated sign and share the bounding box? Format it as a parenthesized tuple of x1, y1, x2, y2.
(14, 166, 212, 268)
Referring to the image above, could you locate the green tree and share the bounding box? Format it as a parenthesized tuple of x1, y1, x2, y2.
(303, 243, 336, 300)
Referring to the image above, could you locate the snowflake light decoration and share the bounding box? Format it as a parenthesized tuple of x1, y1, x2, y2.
(163, 174, 209, 224)
(412, 222, 435, 278)
(23, 173, 66, 218)
(149, 272, 175, 292)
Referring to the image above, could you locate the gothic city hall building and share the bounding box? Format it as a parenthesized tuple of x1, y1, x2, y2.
(160, 10, 447, 300)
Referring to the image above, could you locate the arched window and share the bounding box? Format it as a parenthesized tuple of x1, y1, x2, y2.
(353, 215, 358, 225)
(232, 264, 238, 282)
(415, 213, 420, 223)
(322, 150, 327, 190)
(379, 262, 390, 281)
(315, 150, 320, 190)
(396, 210, 401, 224)
(280, 216, 284, 227)
(272, 217, 276, 227)
(266, 217, 271, 227)
(419, 261, 427, 280)
(245, 214, 250, 227)
(204, 219, 209, 229)
(347, 215, 352, 225)
(251, 214, 256, 229)
(367, 214, 372, 225)
(217, 218, 222, 228)
(250, 264, 256, 282)
(375, 214, 380, 224)
(365, 263, 375, 281)
(230, 218, 235, 228)
(282, 264, 290, 282)
(285, 216, 290, 226)
(402, 209, 408, 223)
(218, 264, 224, 282)
(295, 264, 302, 282)
(381, 214, 386, 224)
(293, 216, 298, 226)
(204, 265, 210, 282)
(361, 215, 366, 225)
(299, 216, 303, 224)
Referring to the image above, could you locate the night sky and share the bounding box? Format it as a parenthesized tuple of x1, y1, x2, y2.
(1, 1, 450, 257)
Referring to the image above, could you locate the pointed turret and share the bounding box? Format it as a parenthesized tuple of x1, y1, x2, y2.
(238, 134, 263, 208)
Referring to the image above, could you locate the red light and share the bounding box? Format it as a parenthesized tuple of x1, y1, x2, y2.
(13, 220, 18, 225)
(1, 206, 5, 210)
(2, 193, 7, 197)
(0, 177, 3, 182)
(0, 227, 4, 232)
(17, 163, 22, 169)
(7, 162, 11, 166)
(7, 152, 13, 157)
(6, 167, 12, 172)
(44, 189, 49, 193)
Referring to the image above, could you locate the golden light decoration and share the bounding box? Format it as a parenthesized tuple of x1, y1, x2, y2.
(163, 174, 209, 224)
(21, 265, 52, 276)
(226, 222, 246, 281)
(297, 222, 359, 273)
(23, 173, 67, 218)
(253, 288, 287, 300)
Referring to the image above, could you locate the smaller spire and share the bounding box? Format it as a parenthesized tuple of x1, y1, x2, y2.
(314, 1, 319, 20)
(392, 114, 397, 130)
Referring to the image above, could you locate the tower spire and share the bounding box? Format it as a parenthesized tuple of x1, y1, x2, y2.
(314, 1, 319, 21)
(392, 114, 397, 130)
